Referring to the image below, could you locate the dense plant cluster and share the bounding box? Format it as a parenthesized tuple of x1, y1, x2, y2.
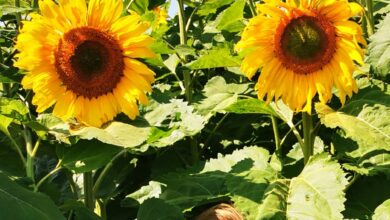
(0, 0, 389, 219)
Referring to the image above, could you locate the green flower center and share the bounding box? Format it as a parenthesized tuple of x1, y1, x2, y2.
(281, 16, 326, 60)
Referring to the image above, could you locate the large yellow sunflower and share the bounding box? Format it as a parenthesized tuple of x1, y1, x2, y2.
(236, 0, 365, 112)
(15, 0, 155, 127)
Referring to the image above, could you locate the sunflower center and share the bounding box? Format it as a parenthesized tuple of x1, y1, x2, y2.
(275, 15, 336, 74)
(55, 27, 124, 98)
(282, 18, 324, 59)
(71, 41, 105, 76)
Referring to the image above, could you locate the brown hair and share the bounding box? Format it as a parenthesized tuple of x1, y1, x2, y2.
(195, 203, 244, 220)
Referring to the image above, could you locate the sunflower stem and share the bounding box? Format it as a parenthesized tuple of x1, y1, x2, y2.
(14, 0, 22, 28)
(93, 150, 126, 195)
(271, 115, 281, 158)
(84, 172, 95, 211)
(32, 0, 39, 9)
(365, 0, 375, 36)
(302, 112, 313, 165)
(23, 127, 35, 182)
(247, 0, 257, 16)
(178, 0, 199, 164)
(34, 160, 62, 192)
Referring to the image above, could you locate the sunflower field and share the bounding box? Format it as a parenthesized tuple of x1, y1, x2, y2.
(0, 0, 389, 219)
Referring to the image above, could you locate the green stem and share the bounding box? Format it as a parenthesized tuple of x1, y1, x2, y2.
(24, 128, 34, 181)
(302, 112, 313, 165)
(0, 46, 4, 63)
(178, 0, 199, 164)
(365, 0, 374, 36)
(271, 116, 281, 157)
(345, 173, 361, 191)
(34, 160, 62, 191)
(93, 150, 126, 195)
(8, 134, 27, 166)
(97, 200, 107, 220)
(84, 172, 95, 211)
(32, 0, 39, 8)
(247, 0, 257, 16)
(14, 0, 21, 28)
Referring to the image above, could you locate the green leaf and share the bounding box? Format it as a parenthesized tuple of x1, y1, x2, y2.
(196, 76, 250, 119)
(216, 0, 245, 32)
(186, 47, 241, 70)
(61, 140, 121, 173)
(125, 146, 277, 217)
(225, 98, 278, 117)
(257, 153, 348, 220)
(197, 0, 235, 16)
(317, 79, 390, 175)
(144, 99, 205, 147)
(317, 100, 390, 153)
(70, 121, 151, 149)
(367, 13, 390, 78)
(0, 172, 65, 220)
(0, 114, 12, 136)
(129, 0, 149, 14)
(257, 179, 290, 219)
(373, 199, 390, 220)
(60, 200, 101, 220)
(122, 181, 164, 207)
(344, 174, 390, 218)
(150, 40, 174, 54)
(0, 97, 29, 121)
(137, 198, 185, 220)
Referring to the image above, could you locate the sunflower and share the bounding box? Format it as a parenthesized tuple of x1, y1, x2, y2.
(15, 0, 155, 127)
(152, 6, 168, 27)
(236, 0, 365, 112)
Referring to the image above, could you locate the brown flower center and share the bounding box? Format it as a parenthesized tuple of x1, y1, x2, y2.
(275, 14, 336, 74)
(55, 27, 124, 98)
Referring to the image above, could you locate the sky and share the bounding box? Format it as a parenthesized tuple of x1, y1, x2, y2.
(168, 0, 179, 17)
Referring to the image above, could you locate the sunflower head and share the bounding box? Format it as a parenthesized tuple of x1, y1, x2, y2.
(15, 0, 156, 127)
(153, 6, 169, 27)
(236, 0, 365, 112)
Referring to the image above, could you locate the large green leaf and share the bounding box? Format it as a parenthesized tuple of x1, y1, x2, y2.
(372, 199, 390, 220)
(317, 78, 390, 175)
(317, 104, 390, 149)
(196, 76, 250, 119)
(257, 153, 348, 220)
(0, 172, 65, 220)
(186, 47, 241, 70)
(70, 121, 151, 149)
(367, 13, 390, 78)
(216, 0, 245, 32)
(61, 140, 121, 173)
(137, 198, 185, 220)
(123, 146, 277, 216)
(144, 99, 205, 147)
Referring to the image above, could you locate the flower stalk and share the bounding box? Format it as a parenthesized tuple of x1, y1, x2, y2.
(302, 112, 314, 165)
(84, 172, 95, 211)
(271, 115, 281, 158)
(178, 0, 199, 164)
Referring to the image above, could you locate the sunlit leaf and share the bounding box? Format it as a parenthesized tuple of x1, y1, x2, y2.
(367, 13, 390, 78)
(257, 153, 348, 220)
(70, 121, 151, 149)
(372, 199, 390, 220)
(186, 47, 241, 70)
(216, 0, 245, 32)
